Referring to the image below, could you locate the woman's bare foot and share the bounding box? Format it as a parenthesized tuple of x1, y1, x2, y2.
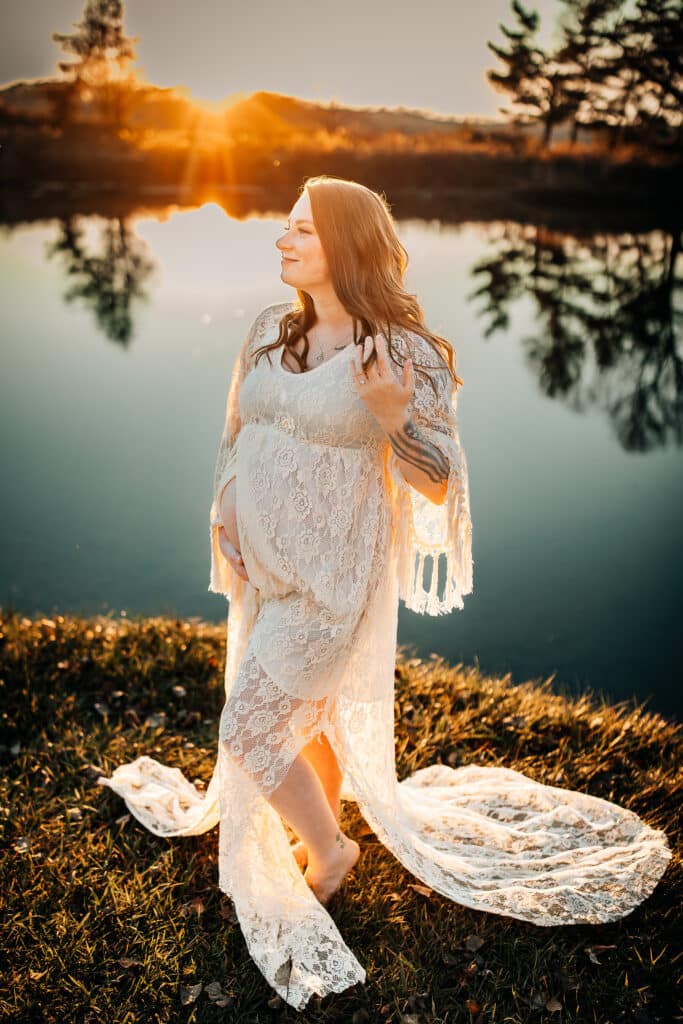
(291, 840, 308, 868)
(304, 836, 360, 906)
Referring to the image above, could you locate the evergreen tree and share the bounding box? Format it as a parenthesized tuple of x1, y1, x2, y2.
(620, 0, 683, 143)
(52, 0, 137, 84)
(489, 0, 682, 149)
(487, 1, 545, 125)
(52, 0, 139, 126)
(555, 0, 625, 141)
(487, 0, 576, 144)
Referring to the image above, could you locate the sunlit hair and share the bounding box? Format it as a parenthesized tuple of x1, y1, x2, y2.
(253, 174, 464, 394)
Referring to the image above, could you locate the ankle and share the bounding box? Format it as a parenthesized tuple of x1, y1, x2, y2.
(310, 827, 353, 866)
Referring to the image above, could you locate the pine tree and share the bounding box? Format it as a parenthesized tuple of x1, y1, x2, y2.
(554, 0, 624, 142)
(619, 0, 683, 144)
(489, 0, 682, 150)
(487, 0, 576, 145)
(52, 0, 137, 83)
(51, 0, 139, 126)
(555, 0, 681, 147)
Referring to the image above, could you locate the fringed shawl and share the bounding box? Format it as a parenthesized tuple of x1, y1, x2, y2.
(209, 306, 473, 616)
(384, 329, 473, 615)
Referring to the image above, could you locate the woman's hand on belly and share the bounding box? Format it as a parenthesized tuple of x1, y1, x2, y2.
(217, 478, 252, 584)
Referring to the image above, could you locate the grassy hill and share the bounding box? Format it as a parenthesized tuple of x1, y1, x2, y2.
(1, 608, 679, 1022)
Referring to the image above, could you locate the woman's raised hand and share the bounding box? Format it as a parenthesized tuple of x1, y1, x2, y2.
(350, 333, 413, 432)
(217, 478, 252, 584)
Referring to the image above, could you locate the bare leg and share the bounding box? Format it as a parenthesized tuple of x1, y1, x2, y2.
(290, 732, 343, 867)
(301, 731, 343, 821)
(267, 750, 360, 904)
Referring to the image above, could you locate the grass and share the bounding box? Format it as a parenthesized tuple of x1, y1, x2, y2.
(0, 607, 680, 1024)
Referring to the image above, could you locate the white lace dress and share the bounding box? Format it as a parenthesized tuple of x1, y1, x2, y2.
(98, 301, 671, 1010)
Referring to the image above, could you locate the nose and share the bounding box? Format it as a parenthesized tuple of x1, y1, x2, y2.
(276, 228, 292, 253)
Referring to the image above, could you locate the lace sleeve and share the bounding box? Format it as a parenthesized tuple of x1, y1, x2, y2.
(208, 310, 262, 598)
(385, 331, 473, 615)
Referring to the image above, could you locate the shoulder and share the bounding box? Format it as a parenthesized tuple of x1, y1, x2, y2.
(255, 300, 297, 330)
(391, 327, 457, 411)
(242, 301, 296, 360)
(390, 326, 450, 372)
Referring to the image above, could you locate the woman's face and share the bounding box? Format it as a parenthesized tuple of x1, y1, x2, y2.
(276, 191, 330, 288)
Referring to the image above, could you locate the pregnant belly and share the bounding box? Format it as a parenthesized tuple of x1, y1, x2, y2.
(218, 479, 239, 547)
(235, 430, 387, 615)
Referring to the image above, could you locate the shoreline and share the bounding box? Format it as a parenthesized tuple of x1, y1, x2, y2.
(2, 607, 680, 1019)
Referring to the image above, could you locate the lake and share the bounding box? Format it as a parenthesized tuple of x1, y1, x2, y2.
(2, 198, 681, 722)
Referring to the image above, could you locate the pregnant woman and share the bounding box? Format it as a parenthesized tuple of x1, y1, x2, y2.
(98, 175, 671, 1010)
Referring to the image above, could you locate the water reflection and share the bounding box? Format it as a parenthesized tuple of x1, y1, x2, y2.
(45, 217, 156, 344)
(469, 224, 683, 452)
(3, 200, 681, 721)
(28, 204, 683, 457)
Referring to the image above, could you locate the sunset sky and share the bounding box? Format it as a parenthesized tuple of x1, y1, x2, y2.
(1, 0, 562, 118)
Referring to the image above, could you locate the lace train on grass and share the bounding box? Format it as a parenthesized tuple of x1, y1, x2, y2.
(98, 303, 671, 1010)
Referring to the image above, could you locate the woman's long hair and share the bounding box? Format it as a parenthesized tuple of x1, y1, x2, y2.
(253, 175, 464, 395)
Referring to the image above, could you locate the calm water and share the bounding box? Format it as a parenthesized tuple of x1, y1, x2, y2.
(2, 204, 681, 722)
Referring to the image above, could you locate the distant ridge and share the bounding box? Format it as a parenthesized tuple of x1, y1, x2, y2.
(0, 80, 526, 144)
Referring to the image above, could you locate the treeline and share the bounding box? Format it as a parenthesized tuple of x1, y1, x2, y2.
(488, 0, 682, 148)
(47, 0, 138, 128)
(3, 0, 681, 169)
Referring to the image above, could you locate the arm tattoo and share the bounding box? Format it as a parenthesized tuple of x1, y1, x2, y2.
(387, 415, 450, 484)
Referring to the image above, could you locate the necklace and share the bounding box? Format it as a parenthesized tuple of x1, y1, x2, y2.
(304, 326, 356, 367)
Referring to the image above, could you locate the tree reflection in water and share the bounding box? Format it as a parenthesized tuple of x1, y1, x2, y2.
(469, 223, 683, 452)
(45, 217, 156, 345)
(38, 210, 683, 454)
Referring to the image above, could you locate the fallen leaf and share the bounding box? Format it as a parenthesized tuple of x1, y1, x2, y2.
(274, 955, 293, 986)
(204, 980, 232, 1006)
(408, 883, 433, 897)
(180, 982, 203, 1005)
(464, 934, 485, 952)
(546, 996, 563, 1011)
